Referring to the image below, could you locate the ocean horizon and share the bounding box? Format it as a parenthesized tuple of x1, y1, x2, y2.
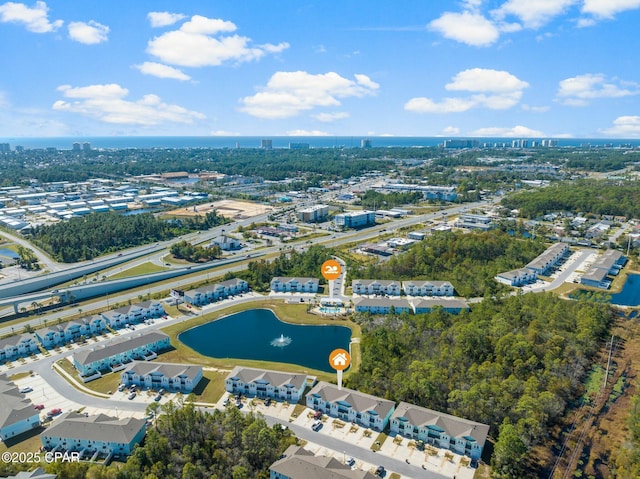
(1, 135, 639, 150)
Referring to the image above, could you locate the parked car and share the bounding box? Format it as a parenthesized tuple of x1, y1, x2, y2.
(311, 421, 322, 431)
(19, 387, 33, 394)
(154, 394, 161, 402)
(313, 410, 323, 419)
(47, 408, 62, 417)
(346, 457, 355, 467)
(118, 384, 126, 392)
(375, 466, 385, 476)
(127, 392, 136, 400)
(34, 404, 45, 410)
(158, 389, 165, 396)
(264, 398, 272, 406)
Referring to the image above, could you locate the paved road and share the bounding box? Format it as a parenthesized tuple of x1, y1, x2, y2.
(262, 416, 448, 479)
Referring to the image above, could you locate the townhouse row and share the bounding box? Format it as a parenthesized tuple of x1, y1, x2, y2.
(0, 373, 41, 441)
(352, 279, 455, 297)
(580, 249, 627, 289)
(495, 242, 570, 287)
(354, 297, 470, 315)
(225, 366, 489, 460)
(183, 278, 249, 306)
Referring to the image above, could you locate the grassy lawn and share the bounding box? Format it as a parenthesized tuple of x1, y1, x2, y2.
(110, 262, 167, 279)
(0, 425, 47, 454)
(191, 370, 228, 404)
(9, 371, 33, 381)
(371, 432, 388, 451)
(160, 299, 361, 382)
(84, 371, 123, 395)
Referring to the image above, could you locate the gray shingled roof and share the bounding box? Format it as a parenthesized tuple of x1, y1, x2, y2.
(6, 467, 57, 479)
(392, 401, 489, 446)
(270, 445, 376, 479)
(307, 381, 395, 418)
(73, 331, 168, 366)
(412, 298, 469, 310)
(0, 374, 39, 429)
(122, 361, 202, 381)
(353, 297, 412, 308)
(42, 412, 145, 444)
(227, 366, 307, 389)
(0, 333, 37, 350)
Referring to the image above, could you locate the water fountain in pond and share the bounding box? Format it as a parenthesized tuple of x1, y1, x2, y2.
(270, 333, 292, 347)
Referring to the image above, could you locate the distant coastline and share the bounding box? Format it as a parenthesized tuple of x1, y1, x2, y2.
(1, 135, 639, 150)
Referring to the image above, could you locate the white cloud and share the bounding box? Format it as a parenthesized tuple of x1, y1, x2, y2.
(0, 1, 62, 33)
(446, 68, 529, 92)
(429, 11, 500, 46)
(491, 0, 578, 29)
(148, 11, 186, 28)
(441, 126, 460, 135)
(600, 116, 640, 137)
(210, 130, 240, 136)
(52, 83, 205, 126)
(286, 129, 330, 136)
(146, 14, 288, 67)
(470, 125, 546, 137)
(240, 71, 379, 119)
(556, 73, 640, 106)
(581, 0, 640, 19)
(135, 62, 191, 81)
(313, 112, 350, 122)
(522, 104, 550, 112)
(406, 68, 528, 113)
(68, 20, 109, 44)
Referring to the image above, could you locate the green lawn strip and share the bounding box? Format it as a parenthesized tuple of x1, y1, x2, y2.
(9, 371, 33, 381)
(0, 425, 47, 455)
(53, 358, 110, 398)
(160, 299, 360, 382)
(109, 262, 167, 279)
(191, 370, 228, 404)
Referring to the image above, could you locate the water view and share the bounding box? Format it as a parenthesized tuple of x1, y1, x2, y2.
(610, 274, 640, 306)
(178, 309, 351, 372)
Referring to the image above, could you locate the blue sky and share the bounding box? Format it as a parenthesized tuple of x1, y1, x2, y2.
(1, 0, 640, 138)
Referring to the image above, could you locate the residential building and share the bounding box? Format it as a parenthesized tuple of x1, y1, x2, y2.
(495, 268, 538, 287)
(580, 249, 627, 289)
(4, 468, 56, 479)
(225, 366, 307, 402)
(526, 243, 570, 275)
(270, 445, 376, 479)
(101, 301, 165, 329)
(306, 381, 395, 432)
(0, 334, 39, 364)
(121, 361, 203, 393)
(184, 278, 249, 306)
(352, 279, 401, 296)
(41, 412, 146, 457)
(402, 280, 454, 296)
(334, 210, 376, 229)
(455, 214, 493, 231)
(353, 298, 412, 314)
(35, 316, 106, 349)
(0, 374, 40, 441)
(297, 204, 329, 223)
(412, 298, 470, 315)
(210, 234, 241, 251)
(270, 277, 319, 293)
(72, 331, 170, 377)
(390, 402, 489, 460)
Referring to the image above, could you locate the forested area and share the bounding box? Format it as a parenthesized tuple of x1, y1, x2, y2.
(28, 211, 227, 262)
(358, 190, 424, 209)
(347, 293, 613, 478)
(352, 230, 547, 297)
(501, 180, 640, 219)
(611, 394, 640, 478)
(227, 245, 338, 291)
(33, 402, 296, 479)
(0, 147, 407, 185)
(170, 240, 222, 262)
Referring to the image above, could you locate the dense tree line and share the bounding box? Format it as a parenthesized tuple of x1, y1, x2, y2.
(347, 293, 613, 478)
(351, 230, 547, 297)
(170, 240, 221, 262)
(29, 210, 227, 262)
(611, 394, 640, 478)
(501, 180, 640, 219)
(226, 245, 339, 292)
(358, 190, 424, 209)
(36, 401, 296, 479)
